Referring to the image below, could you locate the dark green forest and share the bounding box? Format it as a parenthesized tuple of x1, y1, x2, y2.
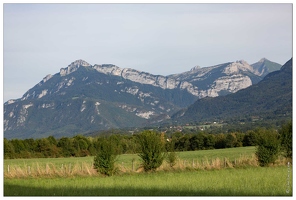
(4, 121, 292, 160)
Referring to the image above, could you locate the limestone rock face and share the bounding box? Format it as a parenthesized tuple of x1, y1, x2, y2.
(168, 60, 262, 98)
(4, 58, 280, 139)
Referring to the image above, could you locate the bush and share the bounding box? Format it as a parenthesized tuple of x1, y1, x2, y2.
(93, 137, 118, 176)
(136, 130, 165, 172)
(255, 129, 281, 167)
(279, 121, 292, 159)
(166, 152, 178, 168)
(166, 139, 178, 168)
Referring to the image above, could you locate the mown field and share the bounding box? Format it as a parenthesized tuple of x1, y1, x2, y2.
(4, 146, 293, 196)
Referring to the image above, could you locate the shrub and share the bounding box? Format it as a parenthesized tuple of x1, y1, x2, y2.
(136, 130, 165, 172)
(279, 121, 292, 159)
(166, 140, 178, 168)
(166, 152, 178, 168)
(93, 137, 118, 176)
(255, 129, 281, 167)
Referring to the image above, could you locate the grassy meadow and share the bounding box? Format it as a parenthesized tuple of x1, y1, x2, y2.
(4, 166, 292, 196)
(4, 146, 293, 196)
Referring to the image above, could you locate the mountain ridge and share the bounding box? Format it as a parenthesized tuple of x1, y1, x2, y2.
(4, 58, 283, 139)
(170, 58, 292, 124)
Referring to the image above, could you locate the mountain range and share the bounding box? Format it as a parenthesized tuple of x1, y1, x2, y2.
(4, 58, 283, 139)
(171, 58, 292, 124)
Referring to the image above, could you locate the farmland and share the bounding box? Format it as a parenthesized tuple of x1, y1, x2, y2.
(4, 147, 257, 177)
(4, 146, 292, 196)
(4, 146, 255, 164)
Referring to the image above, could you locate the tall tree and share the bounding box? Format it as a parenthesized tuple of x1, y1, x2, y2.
(136, 130, 165, 172)
(279, 121, 292, 159)
(256, 128, 281, 167)
(4, 138, 15, 159)
(93, 137, 118, 176)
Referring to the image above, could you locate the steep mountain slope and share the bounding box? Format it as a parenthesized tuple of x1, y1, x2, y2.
(4, 60, 191, 139)
(251, 58, 283, 77)
(171, 58, 292, 124)
(4, 58, 280, 139)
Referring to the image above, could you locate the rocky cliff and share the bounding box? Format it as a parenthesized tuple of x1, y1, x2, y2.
(4, 58, 281, 139)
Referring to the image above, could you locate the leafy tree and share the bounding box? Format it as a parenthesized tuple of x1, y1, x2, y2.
(109, 134, 123, 154)
(4, 138, 15, 159)
(204, 134, 215, 149)
(215, 134, 226, 149)
(225, 133, 241, 148)
(279, 121, 292, 159)
(175, 134, 191, 151)
(234, 132, 244, 147)
(73, 135, 90, 156)
(57, 137, 75, 157)
(136, 130, 165, 172)
(23, 138, 37, 153)
(47, 136, 57, 146)
(93, 137, 118, 176)
(86, 137, 98, 155)
(243, 130, 259, 146)
(255, 128, 281, 167)
(171, 132, 183, 151)
(34, 138, 60, 158)
(10, 139, 26, 156)
(190, 134, 205, 150)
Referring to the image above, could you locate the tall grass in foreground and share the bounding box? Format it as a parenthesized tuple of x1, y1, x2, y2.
(4, 166, 292, 196)
(4, 162, 97, 178)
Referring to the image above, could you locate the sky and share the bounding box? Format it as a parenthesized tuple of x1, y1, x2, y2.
(3, 3, 293, 102)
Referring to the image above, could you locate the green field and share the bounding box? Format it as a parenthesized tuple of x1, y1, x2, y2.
(4, 146, 256, 172)
(4, 166, 292, 196)
(4, 146, 292, 196)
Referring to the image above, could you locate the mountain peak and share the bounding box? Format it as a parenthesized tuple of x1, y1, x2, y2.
(259, 58, 268, 63)
(69, 59, 91, 67)
(236, 60, 249, 65)
(190, 65, 201, 71)
(60, 59, 91, 76)
(251, 58, 282, 77)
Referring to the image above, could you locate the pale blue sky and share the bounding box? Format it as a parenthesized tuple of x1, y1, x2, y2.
(3, 3, 293, 102)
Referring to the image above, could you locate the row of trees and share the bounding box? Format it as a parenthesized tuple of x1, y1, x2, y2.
(3, 131, 255, 159)
(4, 122, 292, 161)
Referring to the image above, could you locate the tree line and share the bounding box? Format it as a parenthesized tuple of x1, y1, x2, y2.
(4, 121, 292, 161)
